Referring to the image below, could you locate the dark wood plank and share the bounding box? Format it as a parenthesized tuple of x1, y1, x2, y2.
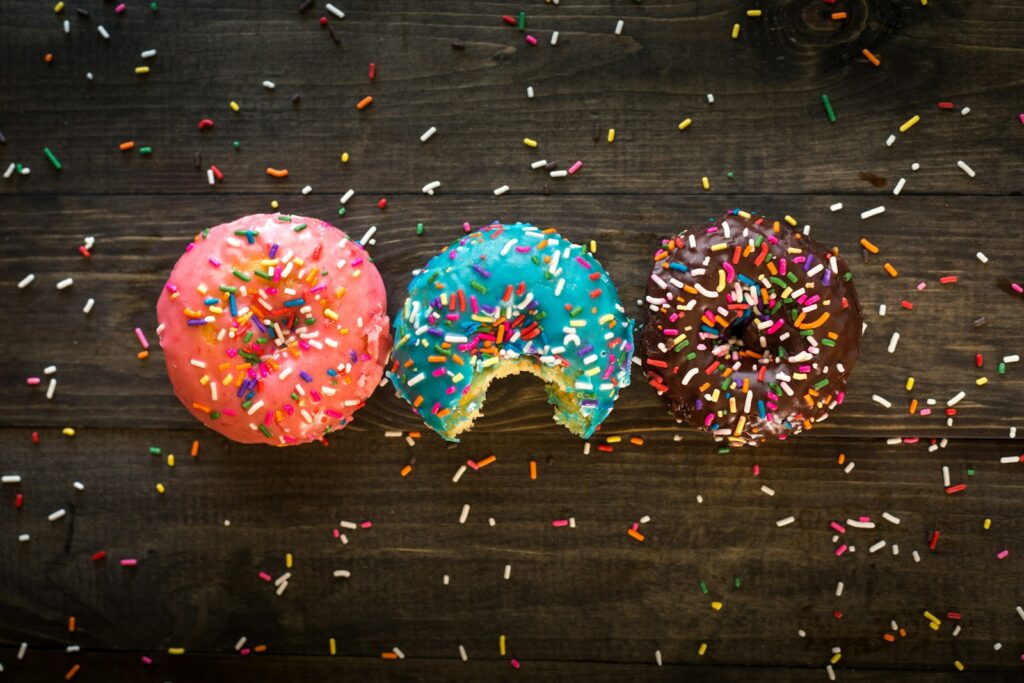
(2, 427, 1023, 675)
(1, 1, 1022, 195)
(2, 193, 1021, 438)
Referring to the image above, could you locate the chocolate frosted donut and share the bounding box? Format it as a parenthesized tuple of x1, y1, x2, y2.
(639, 210, 862, 446)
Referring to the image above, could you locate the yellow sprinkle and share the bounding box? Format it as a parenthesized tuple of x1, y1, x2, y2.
(899, 115, 921, 133)
(286, 553, 293, 568)
(606, 436, 622, 443)
(156, 483, 166, 494)
(607, 128, 615, 143)
(905, 377, 915, 391)
(976, 377, 988, 386)
(329, 638, 336, 655)
(324, 308, 339, 321)
(270, 200, 279, 209)
(831, 653, 842, 664)
(784, 215, 798, 226)
(923, 610, 941, 625)
(983, 518, 991, 530)
(929, 621, 940, 630)
(135, 66, 150, 75)
(710, 601, 723, 611)
(522, 137, 538, 148)
(62, 428, 76, 437)
(499, 635, 506, 656)
(230, 101, 240, 112)
(710, 243, 729, 252)
(746, 9, 762, 17)
(698, 642, 708, 655)
(168, 647, 185, 655)
(589, 240, 597, 254)
(954, 661, 964, 671)
(731, 23, 740, 39)
(54, 1, 65, 12)
(701, 176, 710, 190)
(341, 152, 350, 163)
(677, 118, 692, 131)
(167, 454, 175, 468)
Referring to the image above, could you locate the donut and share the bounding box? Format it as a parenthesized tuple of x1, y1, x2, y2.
(639, 210, 862, 446)
(388, 222, 634, 441)
(156, 213, 391, 446)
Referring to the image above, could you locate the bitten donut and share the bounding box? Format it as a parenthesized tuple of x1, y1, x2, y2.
(640, 209, 862, 446)
(156, 213, 391, 446)
(388, 222, 634, 441)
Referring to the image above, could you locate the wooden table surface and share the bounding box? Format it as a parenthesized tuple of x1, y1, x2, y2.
(2, 1, 1023, 680)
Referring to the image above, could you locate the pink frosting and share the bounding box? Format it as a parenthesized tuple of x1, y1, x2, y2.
(156, 214, 390, 445)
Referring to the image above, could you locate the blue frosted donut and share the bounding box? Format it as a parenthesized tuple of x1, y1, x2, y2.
(388, 222, 634, 441)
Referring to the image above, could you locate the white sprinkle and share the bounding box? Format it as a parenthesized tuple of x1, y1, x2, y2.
(655, 650, 662, 666)
(17, 274, 35, 289)
(45, 363, 57, 374)
(86, 72, 93, 80)
(696, 494, 704, 504)
(301, 185, 312, 195)
(419, 126, 437, 142)
(18, 642, 27, 659)
(878, 304, 886, 316)
(872, 394, 892, 409)
(2, 475, 21, 484)
(994, 642, 1002, 651)
(706, 93, 715, 104)
(912, 550, 921, 563)
(262, 80, 276, 90)
(1011, 427, 1018, 438)
(19, 534, 30, 542)
(893, 177, 906, 195)
(614, 20, 624, 35)
(392, 646, 405, 660)
(56, 277, 74, 290)
(550, 170, 568, 178)
(551, 31, 559, 45)
(325, 3, 345, 20)
(97, 25, 110, 40)
(359, 225, 377, 245)
(1016, 605, 1024, 622)
(835, 581, 844, 597)
(952, 625, 961, 637)
(488, 517, 496, 527)
(961, 106, 971, 115)
(459, 645, 468, 661)
(141, 49, 157, 59)
(48, 508, 67, 522)
(207, 169, 215, 186)
(760, 485, 775, 496)
(275, 581, 288, 596)
(844, 461, 855, 474)
(63, 19, 69, 33)
(942, 465, 951, 487)
(339, 189, 355, 205)
(860, 206, 885, 220)
(847, 519, 875, 529)
(826, 664, 836, 681)
(957, 160, 975, 178)
(530, 159, 548, 169)
(887, 332, 900, 353)
(234, 637, 247, 651)
(74, 481, 85, 491)
(882, 512, 901, 525)
(503, 564, 512, 580)
(869, 540, 887, 553)
(443, 574, 449, 585)
(459, 504, 470, 524)
(526, 86, 534, 99)
(911, 162, 920, 171)
(892, 544, 899, 555)
(998, 456, 1018, 464)
(1004, 355, 1020, 364)
(339, 521, 357, 529)
(947, 391, 966, 407)
(885, 134, 896, 147)
(976, 251, 988, 263)
(776, 515, 795, 527)
(82, 298, 95, 314)
(493, 184, 509, 196)
(46, 379, 57, 400)
(829, 202, 843, 212)
(4, 162, 16, 179)
(421, 180, 441, 194)
(797, 630, 806, 638)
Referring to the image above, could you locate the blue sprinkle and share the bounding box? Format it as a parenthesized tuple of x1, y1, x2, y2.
(667, 262, 689, 272)
(758, 400, 766, 419)
(203, 296, 218, 305)
(327, 368, 337, 377)
(284, 298, 305, 308)
(229, 293, 237, 317)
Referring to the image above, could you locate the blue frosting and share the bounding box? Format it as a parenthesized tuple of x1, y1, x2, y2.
(388, 223, 634, 441)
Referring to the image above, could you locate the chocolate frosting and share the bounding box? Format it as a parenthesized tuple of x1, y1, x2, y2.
(639, 210, 862, 446)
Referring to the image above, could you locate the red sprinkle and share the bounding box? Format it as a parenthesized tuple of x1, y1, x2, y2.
(501, 15, 517, 25)
(78, 246, 91, 259)
(937, 101, 956, 109)
(15, 493, 23, 509)
(377, 198, 387, 209)
(976, 354, 983, 367)
(210, 165, 224, 181)
(319, 16, 327, 26)
(32, 431, 39, 444)
(945, 483, 967, 494)
(928, 530, 940, 551)
(91, 550, 107, 562)
(939, 275, 958, 284)
(197, 118, 214, 130)
(900, 300, 913, 310)
(368, 62, 376, 81)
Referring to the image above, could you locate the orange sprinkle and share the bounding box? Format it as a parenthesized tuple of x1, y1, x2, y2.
(400, 465, 412, 477)
(862, 48, 881, 67)
(909, 398, 918, 414)
(883, 633, 896, 642)
(191, 402, 211, 413)
(265, 167, 289, 178)
(477, 455, 497, 468)
(409, 431, 421, 438)
(65, 665, 80, 681)
(191, 440, 199, 456)
(118, 140, 135, 151)
(627, 528, 645, 542)
(831, 12, 848, 20)
(837, 453, 846, 465)
(137, 350, 149, 359)
(884, 262, 898, 277)
(859, 238, 880, 254)
(529, 460, 537, 480)
(69, 616, 76, 632)
(630, 436, 644, 446)
(254, 645, 267, 652)
(356, 96, 374, 110)
(44, 52, 54, 63)
(380, 652, 398, 660)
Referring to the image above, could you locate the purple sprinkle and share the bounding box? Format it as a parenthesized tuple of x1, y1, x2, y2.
(187, 319, 207, 326)
(299, 371, 313, 383)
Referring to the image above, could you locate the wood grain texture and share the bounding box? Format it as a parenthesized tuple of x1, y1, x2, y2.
(2, 0, 1023, 680)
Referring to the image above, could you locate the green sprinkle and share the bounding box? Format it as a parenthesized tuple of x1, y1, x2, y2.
(291, 392, 299, 401)
(232, 268, 251, 282)
(149, 446, 162, 456)
(243, 331, 253, 343)
(998, 362, 1006, 375)
(209, 411, 220, 420)
(416, 222, 424, 236)
(139, 146, 153, 155)
(967, 468, 975, 476)
(821, 338, 836, 347)
(470, 280, 487, 294)
(259, 424, 272, 438)
(685, 351, 697, 361)
(293, 223, 307, 232)
(799, 329, 814, 337)
(219, 285, 238, 294)
(821, 94, 836, 123)
(232, 140, 241, 149)
(517, 10, 526, 31)
(717, 446, 731, 455)
(813, 378, 830, 390)
(241, 400, 252, 411)
(278, 215, 292, 222)
(149, 1, 158, 11)
(569, 305, 583, 317)
(304, 316, 315, 325)
(699, 580, 709, 595)
(254, 269, 273, 280)
(726, 171, 734, 179)
(43, 147, 62, 170)
(338, 207, 346, 216)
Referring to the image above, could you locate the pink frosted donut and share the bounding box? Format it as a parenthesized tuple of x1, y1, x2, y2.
(156, 213, 391, 446)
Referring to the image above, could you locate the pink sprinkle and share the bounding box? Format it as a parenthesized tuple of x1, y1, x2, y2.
(466, 459, 479, 471)
(574, 256, 591, 269)
(830, 521, 846, 533)
(919, 408, 932, 416)
(134, 327, 150, 349)
(552, 519, 569, 527)
(332, 528, 340, 538)
(752, 464, 760, 476)
(568, 160, 583, 175)
(463, 222, 472, 232)
(1012, 282, 1023, 294)
(835, 544, 848, 556)
(525, 34, 537, 45)
(240, 648, 251, 656)
(360, 521, 373, 528)
(258, 571, 272, 581)
(997, 549, 1009, 559)
(165, 283, 178, 292)
(208, 257, 221, 267)
(858, 516, 871, 523)
(26, 377, 41, 385)
(115, 3, 125, 13)
(120, 558, 138, 566)
(141, 656, 153, 665)
(511, 659, 521, 669)
(1020, 113, 1024, 125)
(916, 281, 927, 291)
